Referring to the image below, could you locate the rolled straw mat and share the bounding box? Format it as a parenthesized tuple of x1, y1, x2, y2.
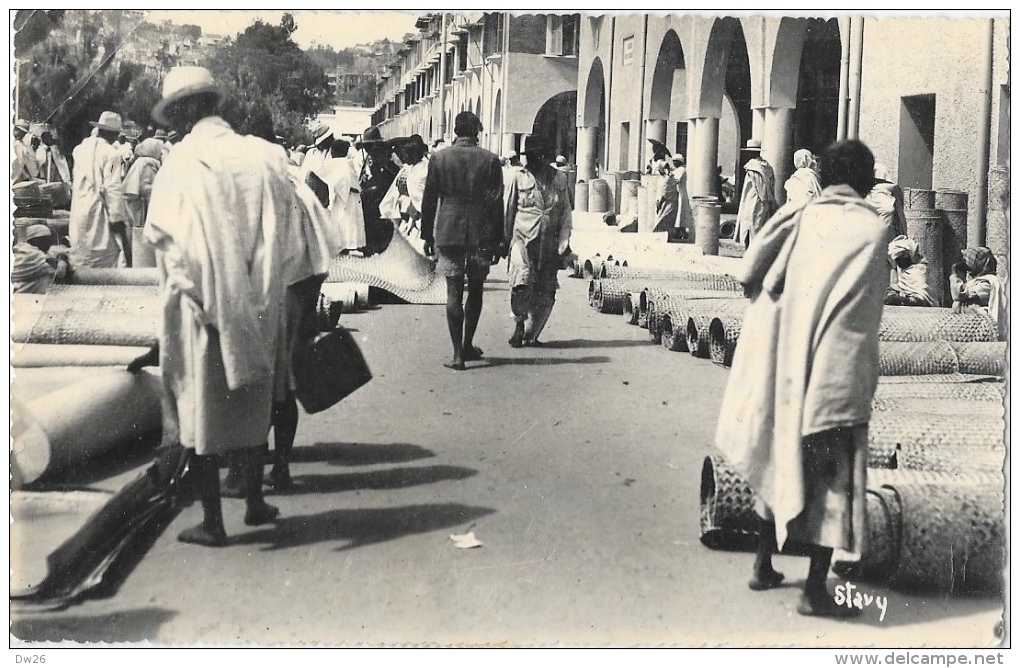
(623, 292, 641, 325)
(12, 344, 150, 368)
(950, 341, 1006, 376)
(14, 292, 159, 316)
(709, 316, 742, 367)
(873, 380, 1004, 402)
(594, 279, 629, 314)
(601, 265, 743, 292)
(877, 373, 1003, 385)
(49, 284, 160, 298)
(699, 455, 759, 550)
(867, 412, 1004, 469)
(13, 308, 159, 347)
(658, 313, 686, 352)
(327, 231, 445, 304)
(71, 268, 160, 286)
(894, 443, 1004, 474)
(686, 314, 713, 358)
(879, 306, 998, 343)
(877, 341, 1006, 376)
(871, 396, 1003, 417)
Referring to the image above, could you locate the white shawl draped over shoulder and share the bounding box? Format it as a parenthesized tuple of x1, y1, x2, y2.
(716, 185, 888, 550)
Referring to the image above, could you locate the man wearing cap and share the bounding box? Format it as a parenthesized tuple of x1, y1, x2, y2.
(68, 110, 129, 268)
(357, 125, 400, 255)
(139, 66, 335, 546)
(421, 111, 505, 370)
(12, 119, 40, 183)
(12, 223, 72, 293)
(36, 130, 71, 184)
(734, 139, 777, 248)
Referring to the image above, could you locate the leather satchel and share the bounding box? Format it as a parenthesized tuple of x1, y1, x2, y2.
(293, 328, 372, 414)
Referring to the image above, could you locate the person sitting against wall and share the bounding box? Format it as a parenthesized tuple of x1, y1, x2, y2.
(950, 247, 1006, 339)
(884, 235, 936, 307)
(12, 223, 73, 293)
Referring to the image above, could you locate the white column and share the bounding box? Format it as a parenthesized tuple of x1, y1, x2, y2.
(689, 116, 720, 198)
(576, 126, 598, 181)
(751, 108, 766, 142)
(762, 107, 794, 206)
(501, 132, 516, 157)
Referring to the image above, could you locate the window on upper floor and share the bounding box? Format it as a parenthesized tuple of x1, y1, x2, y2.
(622, 35, 635, 65)
(458, 33, 468, 71)
(482, 13, 503, 58)
(547, 14, 580, 56)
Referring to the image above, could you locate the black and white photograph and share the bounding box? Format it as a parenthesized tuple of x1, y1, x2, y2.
(8, 8, 1010, 653)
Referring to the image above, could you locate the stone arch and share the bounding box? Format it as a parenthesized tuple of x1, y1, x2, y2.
(532, 91, 578, 161)
(649, 29, 687, 121)
(581, 57, 606, 128)
(793, 18, 842, 153)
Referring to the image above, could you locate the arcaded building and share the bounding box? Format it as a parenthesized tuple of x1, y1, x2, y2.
(575, 14, 1008, 238)
(372, 12, 580, 159)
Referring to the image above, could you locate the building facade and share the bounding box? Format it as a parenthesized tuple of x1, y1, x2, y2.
(372, 13, 580, 159)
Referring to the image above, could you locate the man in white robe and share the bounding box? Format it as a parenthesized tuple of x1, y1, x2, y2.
(734, 139, 777, 248)
(68, 111, 129, 268)
(715, 140, 888, 618)
(141, 66, 318, 546)
(311, 138, 367, 253)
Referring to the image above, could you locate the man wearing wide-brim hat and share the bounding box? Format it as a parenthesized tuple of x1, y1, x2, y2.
(300, 122, 334, 181)
(131, 65, 340, 546)
(12, 118, 41, 183)
(734, 138, 777, 248)
(68, 110, 129, 267)
(356, 124, 401, 255)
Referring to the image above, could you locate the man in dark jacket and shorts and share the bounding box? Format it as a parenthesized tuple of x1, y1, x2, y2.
(421, 112, 505, 370)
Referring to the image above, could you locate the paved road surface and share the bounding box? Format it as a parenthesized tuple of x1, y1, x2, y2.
(11, 268, 1002, 646)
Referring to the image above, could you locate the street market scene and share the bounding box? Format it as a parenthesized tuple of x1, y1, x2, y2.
(9, 10, 1009, 648)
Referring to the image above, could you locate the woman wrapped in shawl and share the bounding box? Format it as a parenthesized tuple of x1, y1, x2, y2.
(715, 140, 888, 618)
(653, 159, 679, 235)
(884, 235, 937, 307)
(123, 138, 163, 229)
(783, 149, 822, 206)
(950, 247, 1006, 339)
(505, 136, 572, 348)
(866, 163, 908, 243)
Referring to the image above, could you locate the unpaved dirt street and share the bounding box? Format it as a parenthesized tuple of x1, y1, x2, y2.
(11, 269, 1002, 647)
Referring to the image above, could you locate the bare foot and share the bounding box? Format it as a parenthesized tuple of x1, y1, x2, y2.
(178, 523, 228, 547)
(444, 360, 466, 371)
(463, 345, 484, 362)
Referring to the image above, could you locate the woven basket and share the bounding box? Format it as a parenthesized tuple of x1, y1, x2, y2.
(686, 314, 712, 358)
(71, 268, 160, 286)
(873, 380, 1004, 402)
(890, 483, 1004, 593)
(709, 316, 742, 368)
(327, 231, 445, 304)
(951, 342, 1006, 376)
(894, 443, 1004, 474)
(879, 306, 998, 343)
(699, 456, 760, 551)
(878, 341, 958, 375)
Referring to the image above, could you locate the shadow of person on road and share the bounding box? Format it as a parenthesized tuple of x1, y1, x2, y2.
(532, 338, 654, 350)
(283, 465, 478, 495)
(10, 606, 177, 643)
(477, 355, 611, 368)
(233, 503, 496, 552)
(290, 442, 435, 466)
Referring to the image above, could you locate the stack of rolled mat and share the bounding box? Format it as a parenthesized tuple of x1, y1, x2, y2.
(709, 316, 742, 367)
(871, 396, 1004, 416)
(653, 298, 745, 350)
(879, 306, 1000, 342)
(327, 230, 445, 305)
(866, 411, 1004, 469)
(873, 379, 1005, 401)
(590, 279, 631, 315)
(14, 292, 160, 315)
(893, 443, 1004, 474)
(622, 292, 642, 325)
(834, 481, 1004, 594)
(49, 283, 160, 298)
(703, 456, 1004, 593)
(70, 268, 160, 286)
(877, 341, 1006, 376)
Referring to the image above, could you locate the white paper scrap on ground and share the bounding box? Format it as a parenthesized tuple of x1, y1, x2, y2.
(449, 532, 483, 549)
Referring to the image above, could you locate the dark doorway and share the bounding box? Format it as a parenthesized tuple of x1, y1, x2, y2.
(898, 94, 936, 189)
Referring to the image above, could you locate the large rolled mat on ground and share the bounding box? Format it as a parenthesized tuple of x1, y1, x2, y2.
(651, 297, 745, 346)
(889, 483, 1004, 593)
(601, 265, 743, 291)
(878, 306, 999, 342)
(13, 307, 160, 346)
(658, 313, 687, 352)
(709, 316, 743, 367)
(48, 284, 160, 298)
(877, 373, 1003, 385)
(70, 268, 160, 286)
(12, 344, 149, 368)
(873, 379, 1004, 401)
(699, 456, 759, 550)
(876, 341, 1006, 376)
(871, 396, 1004, 416)
(593, 279, 630, 314)
(866, 412, 1004, 469)
(326, 230, 445, 304)
(11, 369, 163, 488)
(893, 443, 1004, 474)
(14, 292, 159, 315)
(623, 292, 642, 325)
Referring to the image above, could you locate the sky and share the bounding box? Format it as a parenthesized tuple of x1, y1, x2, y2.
(144, 10, 420, 51)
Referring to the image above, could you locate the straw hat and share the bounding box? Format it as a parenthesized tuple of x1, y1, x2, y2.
(89, 111, 123, 133)
(153, 128, 168, 141)
(356, 125, 388, 148)
(24, 223, 55, 242)
(745, 139, 762, 151)
(555, 155, 568, 167)
(151, 66, 222, 125)
(313, 123, 334, 147)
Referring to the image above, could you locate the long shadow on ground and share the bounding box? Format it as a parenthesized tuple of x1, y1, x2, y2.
(535, 338, 655, 350)
(476, 355, 610, 368)
(233, 503, 496, 552)
(11, 606, 177, 643)
(289, 442, 435, 466)
(283, 465, 477, 495)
